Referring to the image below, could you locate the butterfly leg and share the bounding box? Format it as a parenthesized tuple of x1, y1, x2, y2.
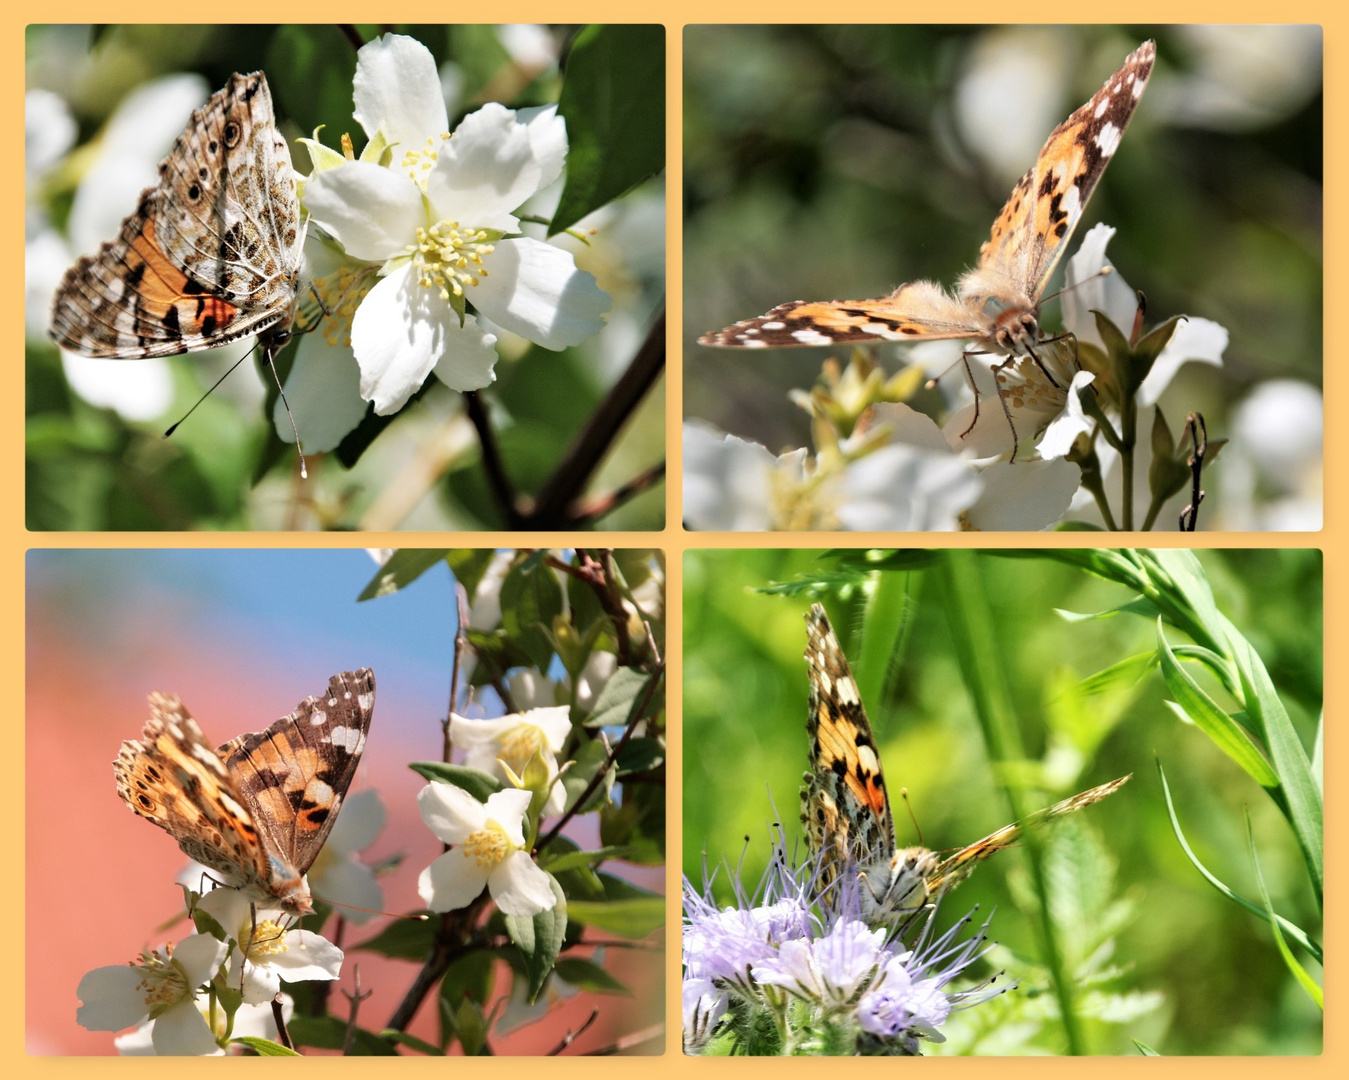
(988, 356, 1023, 463)
(956, 347, 995, 439)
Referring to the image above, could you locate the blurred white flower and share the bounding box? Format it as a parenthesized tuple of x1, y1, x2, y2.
(450, 706, 572, 817)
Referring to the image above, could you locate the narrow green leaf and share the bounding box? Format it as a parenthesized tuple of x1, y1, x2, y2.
(566, 896, 665, 937)
(354, 914, 436, 959)
(1155, 621, 1278, 787)
(1156, 761, 1321, 963)
(409, 762, 503, 802)
(358, 549, 448, 600)
(1246, 813, 1322, 1009)
(1055, 597, 1160, 623)
(1077, 651, 1157, 694)
(538, 844, 632, 873)
(505, 875, 568, 1001)
(377, 1029, 445, 1056)
(615, 737, 664, 776)
(446, 549, 499, 604)
(551, 26, 665, 234)
(1132, 1040, 1160, 1055)
(1227, 633, 1323, 906)
(231, 1036, 301, 1056)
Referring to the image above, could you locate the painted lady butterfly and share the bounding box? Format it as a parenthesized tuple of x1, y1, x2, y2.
(800, 604, 1128, 923)
(114, 669, 375, 916)
(49, 71, 303, 363)
(700, 42, 1155, 362)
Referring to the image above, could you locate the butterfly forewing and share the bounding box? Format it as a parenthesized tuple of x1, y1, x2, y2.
(48, 71, 302, 360)
(218, 668, 376, 880)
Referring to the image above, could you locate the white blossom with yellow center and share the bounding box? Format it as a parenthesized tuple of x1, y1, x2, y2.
(76, 933, 228, 1055)
(197, 889, 344, 1006)
(286, 31, 610, 448)
(449, 706, 572, 816)
(417, 784, 557, 916)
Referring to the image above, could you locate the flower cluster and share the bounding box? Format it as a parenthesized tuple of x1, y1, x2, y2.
(683, 837, 1007, 1055)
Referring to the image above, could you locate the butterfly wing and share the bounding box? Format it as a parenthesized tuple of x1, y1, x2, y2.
(926, 773, 1132, 894)
(218, 669, 375, 887)
(115, 692, 275, 895)
(801, 604, 897, 895)
(962, 41, 1155, 309)
(700, 281, 990, 349)
(49, 71, 301, 359)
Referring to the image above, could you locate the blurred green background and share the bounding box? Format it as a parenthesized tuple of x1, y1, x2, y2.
(684, 25, 1322, 526)
(683, 548, 1322, 1054)
(26, 24, 664, 530)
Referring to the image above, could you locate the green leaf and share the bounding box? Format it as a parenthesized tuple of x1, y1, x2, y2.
(443, 947, 496, 1005)
(1156, 761, 1321, 963)
(505, 875, 568, 1002)
(287, 1015, 397, 1054)
(560, 735, 616, 814)
(1155, 620, 1279, 787)
(1226, 631, 1323, 906)
(378, 1029, 446, 1056)
(567, 877, 664, 937)
(231, 1036, 301, 1056)
(500, 557, 564, 670)
(554, 957, 630, 994)
(615, 736, 664, 776)
(538, 845, 632, 873)
(1132, 1040, 1161, 1055)
(1246, 812, 1322, 1009)
(453, 997, 488, 1056)
(357, 549, 448, 600)
(551, 25, 665, 233)
(1077, 651, 1157, 695)
(409, 762, 504, 802)
(583, 666, 651, 728)
(446, 549, 499, 604)
(354, 915, 436, 959)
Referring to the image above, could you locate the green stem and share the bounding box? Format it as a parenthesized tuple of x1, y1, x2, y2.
(939, 551, 1085, 1054)
(1119, 395, 1137, 531)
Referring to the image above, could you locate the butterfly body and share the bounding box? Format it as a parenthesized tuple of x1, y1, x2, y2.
(700, 42, 1155, 357)
(800, 604, 1128, 923)
(114, 669, 375, 916)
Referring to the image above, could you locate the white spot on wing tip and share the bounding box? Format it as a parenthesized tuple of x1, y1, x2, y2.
(358, 691, 374, 711)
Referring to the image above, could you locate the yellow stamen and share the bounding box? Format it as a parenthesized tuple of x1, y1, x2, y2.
(463, 825, 509, 869)
(407, 220, 495, 302)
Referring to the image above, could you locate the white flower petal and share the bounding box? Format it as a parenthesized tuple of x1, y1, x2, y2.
(305, 162, 425, 263)
(150, 998, 222, 1056)
(350, 265, 447, 413)
(1036, 370, 1096, 459)
(174, 933, 231, 987)
(483, 788, 534, 845)
(269, 930, 344, 980)
(419, 849, 491, 912)
(310, 857, 383, 923)
(468, 237, 609, 349)
(488, 851, 557, 916)
(353, 33, 448, 148)
(834, 444, 982, 531)
(275, 331, 367, 452)
(516, 104, 568, 191)
(239, 959, 282, 1005)
(966, 458, 1081, 530)
(76, 966, 151, 1032)
(418, 780, 487, 844)
(682, 422, 803, 531)
(428, 103, 544, 227)
(1063, 223, 1137, 349)
(1138, 317, 1228, 407)
(429, 314, 500, 393)
(325, 788, 386, 854)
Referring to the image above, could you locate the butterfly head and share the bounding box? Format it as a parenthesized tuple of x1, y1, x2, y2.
(992, 306, 1041, 355)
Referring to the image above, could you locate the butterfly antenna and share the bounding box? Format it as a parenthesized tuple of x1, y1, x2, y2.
(899, 786, 925, 847)
(317, 898, 430, 921)
(1039, 264, 1114, 307)
(263, 346, 308, 480)
(162, 352, 251, 438)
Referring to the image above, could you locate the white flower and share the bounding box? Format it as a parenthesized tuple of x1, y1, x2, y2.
(682, 421, 809, 530)
(197, 890, 343, 1005)
(450, 706, 572, 817)
(76, 934, 228, 1055)
(468, 550, 516, 628)
(682, 975, 729, 1052)
(287, 33, 610, 439)
(1063, 223, 1226, 407)
(962, 458, 1083, 530)
(417, 784, 556, 916)
(114, 997, 292, 1055)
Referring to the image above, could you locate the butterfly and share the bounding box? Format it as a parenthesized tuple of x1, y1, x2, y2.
(700, 42, 1155, 369)
(114, 669, 375, 916)
(800, 604, 1129, 923)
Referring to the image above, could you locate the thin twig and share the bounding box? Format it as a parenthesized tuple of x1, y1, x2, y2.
(1179, 412, 1208, 532)
(522, 309, 666, 528)
(568, 461, 666, 528)
(445, 584, 470, 761)
(385, 895, 491, 1033)
(587, 1022, 666, 1056)
(337, 25, 366, 53)
(547, 1008, 600, 1055)
(271, 997, 294, 1051)
(464, 390, 524, 527)
(341, 966, 373, 1056)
